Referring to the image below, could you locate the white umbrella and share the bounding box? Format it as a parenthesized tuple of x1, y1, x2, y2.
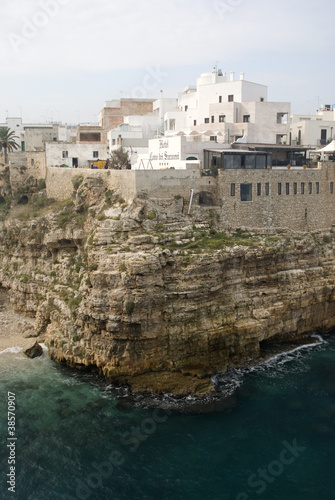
(315, 139, 335, 153)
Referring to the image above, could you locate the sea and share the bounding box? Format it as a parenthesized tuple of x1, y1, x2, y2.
(1, 333, 335, 500)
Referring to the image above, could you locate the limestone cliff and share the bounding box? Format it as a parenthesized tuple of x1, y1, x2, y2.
(1, 173, 335, 395)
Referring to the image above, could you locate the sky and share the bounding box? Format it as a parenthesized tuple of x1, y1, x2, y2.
(0, 0, 334, 125)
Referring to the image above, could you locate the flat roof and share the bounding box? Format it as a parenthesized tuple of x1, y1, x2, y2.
(233, 144, 309, 152)
(204, 149, 269, 154)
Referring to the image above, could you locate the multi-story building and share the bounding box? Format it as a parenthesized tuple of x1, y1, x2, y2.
(0, 118, 77, 152)
(46, 142, 108, 168)
(163, 68, 291, 145)
(98, 98, 156, 131)
(290, 104, 335, 148)
(77, 98, 159, 147)
(107, 95, 178, 149)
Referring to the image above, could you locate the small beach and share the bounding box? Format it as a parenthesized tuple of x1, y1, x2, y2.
(0, 288, 39, 352)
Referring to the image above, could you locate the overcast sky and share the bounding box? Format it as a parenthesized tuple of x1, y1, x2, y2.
(0, 0, 333, 124)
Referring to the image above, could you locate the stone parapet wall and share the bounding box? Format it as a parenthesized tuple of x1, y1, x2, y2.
(46, 167, 137, 201)
(45, 166, 216, 204)
(25, 152, 46, 180)
(38, 162, 335, 231)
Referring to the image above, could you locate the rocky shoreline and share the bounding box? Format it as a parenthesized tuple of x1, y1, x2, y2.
(0, 288, 42, 353)
(1, 175, 335, 396)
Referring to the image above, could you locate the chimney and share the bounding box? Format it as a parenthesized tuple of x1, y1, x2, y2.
(160, 90, 164, 127)
(240, 73, 245, 80)
(230, 72, 235, 82)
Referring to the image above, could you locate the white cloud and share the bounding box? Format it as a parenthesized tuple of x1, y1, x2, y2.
(0, 0, 332, 77)
(0, 0, 334, 121)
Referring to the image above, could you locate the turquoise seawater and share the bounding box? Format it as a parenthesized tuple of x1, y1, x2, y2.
(0, 335, 335, 500)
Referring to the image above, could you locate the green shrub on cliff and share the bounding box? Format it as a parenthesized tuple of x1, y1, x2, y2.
(67, 295, 82, 311)
(125, 300, 135, 316)
(146, 210, 157, 220)
(72, 175, 84, 191)
(57, 200, 75, 228)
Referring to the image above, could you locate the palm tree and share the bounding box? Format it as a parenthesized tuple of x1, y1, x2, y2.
(0, 128, 19, 164)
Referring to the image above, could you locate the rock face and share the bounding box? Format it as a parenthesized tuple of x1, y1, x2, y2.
(1, 176, 335, 395)
(24, 342, 43, 359)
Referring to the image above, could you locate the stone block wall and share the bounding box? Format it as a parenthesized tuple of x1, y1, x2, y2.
(218, 164, 335, 231)
(26, 152, 46, 180)
(46, 167, 137, 201)
(43, 162, 335, 232)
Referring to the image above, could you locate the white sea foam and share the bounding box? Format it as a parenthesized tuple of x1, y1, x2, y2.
(253, 333, 326, 370)
(0, 346, 23, 355)
(214, 334, 326, 394)
(39, 343, 49, 353)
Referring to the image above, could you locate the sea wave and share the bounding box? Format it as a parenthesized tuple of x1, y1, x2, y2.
(0, 346, 23, 355)
(213, 333, 327, 395)
(0, 342, 48, 357)
(40, 343, 49, 353)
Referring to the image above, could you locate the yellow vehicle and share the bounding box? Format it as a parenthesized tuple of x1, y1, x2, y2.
(91, 159, 109, 169)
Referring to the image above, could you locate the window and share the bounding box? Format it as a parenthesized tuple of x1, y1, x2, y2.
(211, 116, 215, 123)
(256, 155, 267, 169)
(219, 115, 226, 123)
(224, 154, 242, 169)
(331, 182, 334, 194)
(228, 95, 234, 102)
(245, 155, 256, 169)
(316, 182, 320, 194)
(112, 139, 116, 146)
(169, 119, 176, 130)
(219, 96, 222, 103)
(206, 151, 221, 169)
(243, 115, 250, 123)
(257, 183, 261, 196)
(93, 151, 99, 158)
(231, 183, 235, 197)
(277, 113, 288, 124)
(240, 184, 252, 201)
(278, 183, 282, 195)
(260, 97, 264, 102)
(293, 182, 297, 195)
(286, 183, 290, 195)
(308, 182, 312, 194)
(62, 151, 68, 158)
(321, 129, 327, 145)
(185, 105, 188, 111)
(194, 120, 197, 126)
(301, 182, 305, 194)
(265, 182, 269, 196)
(204, 118, 209, 124)
(80, 132, 101, 142)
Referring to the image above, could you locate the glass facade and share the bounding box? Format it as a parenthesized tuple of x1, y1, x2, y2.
(204, 151, 270, 170)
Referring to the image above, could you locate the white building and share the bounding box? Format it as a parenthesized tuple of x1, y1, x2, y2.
(46, 142, 108, 168)
(0, 118, 77, 152)
(136, 134, 229, 170)
(290, 104, 335, 147)
(163, 69, 290, 145)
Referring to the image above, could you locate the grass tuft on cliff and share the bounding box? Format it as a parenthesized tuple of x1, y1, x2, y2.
(72, 175, 84, 191)
(56, 200, 87, 229)
(165, 231, 259, 253)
